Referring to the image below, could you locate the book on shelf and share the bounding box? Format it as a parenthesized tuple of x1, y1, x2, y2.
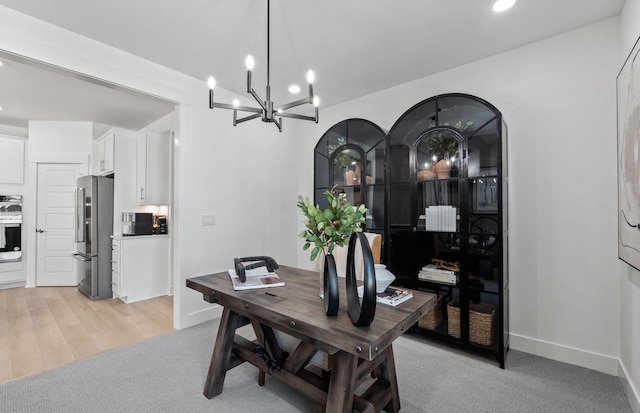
(421, 264, 456, 274)
(227, 267, 284, 291)
(418, 270, 459, 285)
(356, 285, 414, 306)
(424, 205, 457, 232)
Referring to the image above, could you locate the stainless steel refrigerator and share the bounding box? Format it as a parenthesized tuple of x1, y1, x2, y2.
(74, 175, 114, 300)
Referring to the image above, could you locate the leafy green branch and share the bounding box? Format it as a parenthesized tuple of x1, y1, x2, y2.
(297, 186, 367, 261)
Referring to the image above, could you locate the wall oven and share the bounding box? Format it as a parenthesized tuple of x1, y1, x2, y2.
(0, 195, 22, 263)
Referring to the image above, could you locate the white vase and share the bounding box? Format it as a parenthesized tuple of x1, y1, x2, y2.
(374, 264, 395, 293)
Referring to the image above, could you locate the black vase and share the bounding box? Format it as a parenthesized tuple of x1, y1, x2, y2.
(345, 232, 376, 326)
(323, 253, 339, 316)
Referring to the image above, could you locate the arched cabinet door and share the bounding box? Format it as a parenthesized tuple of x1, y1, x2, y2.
(313, 118, 387, 236)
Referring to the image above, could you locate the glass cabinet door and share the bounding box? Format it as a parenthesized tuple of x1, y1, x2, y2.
(314, 118, 387, 246)
(331, 147, 364, 206)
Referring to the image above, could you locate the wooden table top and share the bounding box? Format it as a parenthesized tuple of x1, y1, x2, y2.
(187, 266, 437, 361)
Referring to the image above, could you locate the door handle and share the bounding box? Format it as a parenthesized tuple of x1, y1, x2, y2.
(36, 229, 45, 233)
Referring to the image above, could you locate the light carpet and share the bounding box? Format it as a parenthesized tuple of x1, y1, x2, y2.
(0, 319, 632, 412)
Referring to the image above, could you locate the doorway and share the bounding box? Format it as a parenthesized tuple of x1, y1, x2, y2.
(35, 163, 86, 286)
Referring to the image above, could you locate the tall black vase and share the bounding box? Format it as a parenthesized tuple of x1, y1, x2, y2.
(323, 253, 339, 316)
(345, 232, 376, 326)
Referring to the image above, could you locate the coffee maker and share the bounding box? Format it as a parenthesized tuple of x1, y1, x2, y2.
(154, 215, 168, 234)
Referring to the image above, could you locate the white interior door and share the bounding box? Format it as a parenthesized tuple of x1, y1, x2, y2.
(36, 163, 86, 286)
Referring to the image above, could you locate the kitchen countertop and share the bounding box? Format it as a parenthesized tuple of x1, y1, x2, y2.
(111, 234, 169, 240)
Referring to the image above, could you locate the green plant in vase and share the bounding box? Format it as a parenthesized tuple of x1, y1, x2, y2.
(297, 186, 367, 261)
(297, 187, 367, 307)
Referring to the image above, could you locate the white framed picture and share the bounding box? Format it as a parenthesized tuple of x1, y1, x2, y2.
(618, 36, 640, 270)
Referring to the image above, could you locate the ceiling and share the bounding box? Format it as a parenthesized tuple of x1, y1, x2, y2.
(0, 0, 626, 130)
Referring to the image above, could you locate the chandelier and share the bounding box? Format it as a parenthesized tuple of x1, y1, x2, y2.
(207, 0, 319, 132)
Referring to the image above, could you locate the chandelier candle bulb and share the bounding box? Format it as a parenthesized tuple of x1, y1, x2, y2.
(245, 55, 254, 71)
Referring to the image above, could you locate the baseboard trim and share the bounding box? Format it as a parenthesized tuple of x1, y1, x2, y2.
(510, 333, 619, 375)
(0, 280, 26, 290)
(619, 360, 640, 413)
(181, 304, 223, 329)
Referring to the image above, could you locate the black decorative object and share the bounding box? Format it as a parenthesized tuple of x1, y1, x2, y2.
(346, 232, 376, 326)
(233, 256, 279, 282)
(323, 254, 339, 316)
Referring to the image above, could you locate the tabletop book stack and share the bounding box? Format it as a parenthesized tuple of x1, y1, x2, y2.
(227, 266, 284, 290)
(377, 286, 413, 306)
(357, 285, 413, 306)
(418, 264, 459, 285)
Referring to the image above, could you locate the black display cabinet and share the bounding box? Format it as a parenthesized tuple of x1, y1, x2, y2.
(386, 93, 509, 368)
(312, 95, 508, 368)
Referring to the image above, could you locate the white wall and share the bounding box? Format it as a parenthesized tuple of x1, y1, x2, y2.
(619, 0, 640, 410)
(296, 18, 622, 375)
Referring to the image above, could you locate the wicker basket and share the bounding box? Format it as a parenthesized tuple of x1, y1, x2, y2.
(447, 300, 495, 346)
(418, 296, 444, 330)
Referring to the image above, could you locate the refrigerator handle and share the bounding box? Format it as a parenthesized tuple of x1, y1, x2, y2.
(72, 253, 91, 262)
(75, 187, 86, 243)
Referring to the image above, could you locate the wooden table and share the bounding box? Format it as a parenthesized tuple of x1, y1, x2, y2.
(186, 266, 436, 413)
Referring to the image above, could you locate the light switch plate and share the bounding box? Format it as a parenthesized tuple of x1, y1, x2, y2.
(201, 214, 216, 226)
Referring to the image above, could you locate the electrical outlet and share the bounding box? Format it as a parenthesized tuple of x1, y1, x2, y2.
(201, 214, 216, 226)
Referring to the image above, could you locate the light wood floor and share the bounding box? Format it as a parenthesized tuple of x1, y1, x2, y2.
(0, 286, 173, 385)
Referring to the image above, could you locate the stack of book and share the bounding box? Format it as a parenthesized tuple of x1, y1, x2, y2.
(418, 264, 458, 285)
(376, 286, 413, 306)
(424, 205, 457, 232)
(358, 285, 413, 306)
(227, 267, 284, 291)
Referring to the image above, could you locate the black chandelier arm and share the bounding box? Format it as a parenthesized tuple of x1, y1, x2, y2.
(249, 89, 268, 112)
(277, 97, 313, 112)
(278, 112, 318, 123)
(211, 101, 262, 113)
(272, 116, 282, 132)
(234, 112, 262, 126)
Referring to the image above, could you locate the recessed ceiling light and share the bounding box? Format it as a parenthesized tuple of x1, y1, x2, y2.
(0, 60, 3, 66)
(493, 0, 516, 12)
(288, 85, 301, 94)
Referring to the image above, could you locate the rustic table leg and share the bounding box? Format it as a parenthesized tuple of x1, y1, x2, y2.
(375, 344, 400, 413)
(203, 307, 240, 398)
(326, 351, 358, 412)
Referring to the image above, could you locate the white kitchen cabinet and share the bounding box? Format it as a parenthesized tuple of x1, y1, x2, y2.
(0, 135, 25, 184)
(0, 260, 24, 286)
(111, 235, 169, 303)
(136, 130, 170, 204)
(94, 130, 115, 176)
